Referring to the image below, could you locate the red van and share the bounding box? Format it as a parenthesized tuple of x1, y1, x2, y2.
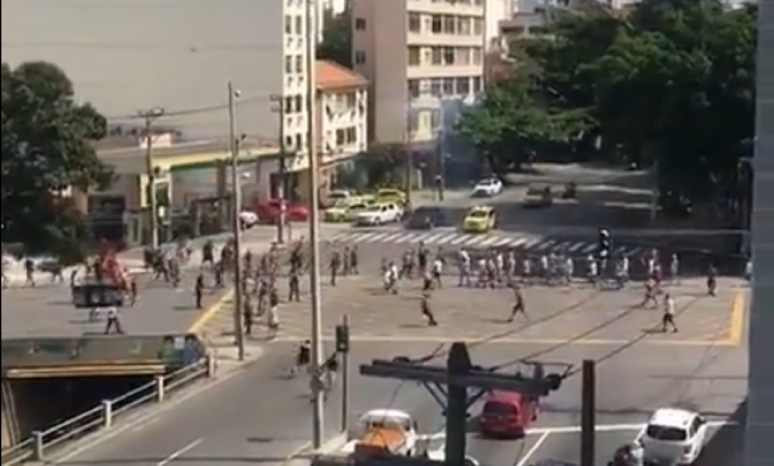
(479, 390, 540, 439)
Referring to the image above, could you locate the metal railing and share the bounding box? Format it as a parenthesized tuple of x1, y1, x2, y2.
(0, 356, 215, 466)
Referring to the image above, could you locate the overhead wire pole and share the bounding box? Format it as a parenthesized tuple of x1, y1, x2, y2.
(228, 81, 246, 361)
(271, 94, 288, 244)
(139, 107, 166, 249)
(404, 100, 414, 207)
(305, 0, 325, 449)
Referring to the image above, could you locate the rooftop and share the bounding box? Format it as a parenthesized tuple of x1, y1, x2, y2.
(316, 60, 368, 91)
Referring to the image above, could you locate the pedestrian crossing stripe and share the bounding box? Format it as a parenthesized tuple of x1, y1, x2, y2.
(328, 229, 647, 257)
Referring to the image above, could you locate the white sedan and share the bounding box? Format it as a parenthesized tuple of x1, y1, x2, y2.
(471, 178, 503, 197)
(636, 407, 709, 465)
(355, 203, 403, 226)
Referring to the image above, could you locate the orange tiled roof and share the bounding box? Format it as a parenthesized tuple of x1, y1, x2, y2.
(316, 60, 368, 91)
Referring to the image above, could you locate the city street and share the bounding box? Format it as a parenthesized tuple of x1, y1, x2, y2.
(50, 340, 747, 466)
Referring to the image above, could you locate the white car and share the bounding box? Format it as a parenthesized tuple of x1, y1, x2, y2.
(471, 178, 503, 197)
(355, 203, 402, 226)
(238, 211, 259, 229)
(636, 408, 709, 465)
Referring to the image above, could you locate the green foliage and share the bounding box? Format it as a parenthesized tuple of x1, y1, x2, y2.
(317, 9, 352, 68)
(458, 0, 755, 206)
(1, 61, 112, 258)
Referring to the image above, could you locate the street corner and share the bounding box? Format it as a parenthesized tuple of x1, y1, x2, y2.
(509, 428, 636, 466)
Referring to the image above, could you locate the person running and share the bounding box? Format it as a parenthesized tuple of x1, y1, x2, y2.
(507, 285, 528, 322)
(661, 293, 678, 333)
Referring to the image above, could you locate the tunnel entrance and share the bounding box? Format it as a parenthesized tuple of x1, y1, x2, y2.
(9, 374, 154, 441)
(1, 334, 207, 449)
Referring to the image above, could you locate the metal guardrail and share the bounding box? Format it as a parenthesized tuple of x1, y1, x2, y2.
(0, 356, 215, 465)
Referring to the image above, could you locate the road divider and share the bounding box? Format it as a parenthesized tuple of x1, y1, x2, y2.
(0, 357, 215, 466)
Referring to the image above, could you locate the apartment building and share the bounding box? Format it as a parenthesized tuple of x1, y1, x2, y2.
(352, 0, 497, 148)
(317, 60, 369, 161)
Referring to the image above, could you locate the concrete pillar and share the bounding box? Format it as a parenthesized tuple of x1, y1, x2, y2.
(155, 375, 165, 402)
(32, 431, 43, 460)
(102, 400, 113, 428)
(216, 161, 227, 228)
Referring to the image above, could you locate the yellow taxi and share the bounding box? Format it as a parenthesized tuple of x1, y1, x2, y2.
(375, 188, 407, 206)
(324, 197, 373, 222)
(463, 205, 497, 233)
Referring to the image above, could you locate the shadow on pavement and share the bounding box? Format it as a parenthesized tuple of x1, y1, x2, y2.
(693, 398, 746, 466)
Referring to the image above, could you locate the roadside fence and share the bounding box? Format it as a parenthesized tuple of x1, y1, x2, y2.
(0, 356, 215, 466)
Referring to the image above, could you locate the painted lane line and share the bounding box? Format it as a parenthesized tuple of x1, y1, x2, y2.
(157, 438, 204, 466)
(515, 431, 551, 466)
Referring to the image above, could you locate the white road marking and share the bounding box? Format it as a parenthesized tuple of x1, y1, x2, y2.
(581, 243, 597, 253)
(157, 438, 203, 466)
(381, 233, 406, 243)
(534, 240, 556, 251)
(525, 420, 737, 435)
(423, 233, 446, 244)
(449, 234, 470, 245)
(479, 236, 502, 247)
(492, 237, 515, 247)
(515, 431, 551, 466)
(568, 241, 586, 252)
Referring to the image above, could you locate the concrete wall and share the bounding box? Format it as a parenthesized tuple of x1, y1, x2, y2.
(1, 0, 284, 140)
(747, 0, 774, 464)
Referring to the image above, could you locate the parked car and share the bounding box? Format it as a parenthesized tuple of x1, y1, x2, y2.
(355, 203, 403, 226)
(255, 199, 310, 223)
(478, 390, 540, 439)
(471, 178, 503, 197)
(375, 188, 407, 206)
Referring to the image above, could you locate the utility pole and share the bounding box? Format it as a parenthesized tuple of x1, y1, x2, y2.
(404, 101, 414, 207)
(580, 359, 596, 466)
(435, 102, 446, 202)
(139, 107, 166, 249)
(228, 81, 246, 361)
(271, 95, 288, 244)
(360, 342, 569, 466)
(305, 0, 325, 449)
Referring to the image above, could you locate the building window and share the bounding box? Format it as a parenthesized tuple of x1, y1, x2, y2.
(430, 110, 441, 130)
(346, 127, 357, 143)
(472, 48, 482, 65)
(430, 78, 442, 96)
(285, 135, 294, 149)
(408, 46, 421, 66)
(456, 47, 470, 65)
(295, 16, 303, 35)
(285, 15, 293, 34)
(294, 95, 303, 113)
(355, 51, 366, 64)
(442, 78, 454, 95)
(335, 128, 346, 146)
(458, 16, 471, 35)
(472, 76, 482, 94)
(295, 55, 303, 73)
(408, 79, 420, 98)
(456, 77, 470, 95)
(431, 15, 442, 33)
(355, 18, 367, 30)
(473, 18, 483, 35)
(431, 47, 442, 65)
(442, 15, 456, 34)
(442, 47, 455, 65)
(284, 96, 293, 114)
(408, 12, 421, 32)
(295, 133, 303, 150)
(285, 56, 293, 74)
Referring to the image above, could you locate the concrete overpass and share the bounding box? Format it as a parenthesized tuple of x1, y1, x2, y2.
(0, 334, 205, 450)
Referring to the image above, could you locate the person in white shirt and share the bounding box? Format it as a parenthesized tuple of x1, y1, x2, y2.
(432, 258, 443, 288)
(745, 259, 752, 282)
(458, 249, 471, 287)
(104, 306, 124, 334)
(661, 293, 678, 333)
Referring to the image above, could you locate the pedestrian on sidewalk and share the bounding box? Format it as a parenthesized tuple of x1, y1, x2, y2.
(104, 306, 124, 334)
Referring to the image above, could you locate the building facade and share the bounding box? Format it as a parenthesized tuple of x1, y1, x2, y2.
(1, 0, 309, 150)
(351, 0, 492, 147)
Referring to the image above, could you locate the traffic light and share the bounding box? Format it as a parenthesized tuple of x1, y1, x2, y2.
(335, 323, 350, 353)
(598, 228, 611, 258)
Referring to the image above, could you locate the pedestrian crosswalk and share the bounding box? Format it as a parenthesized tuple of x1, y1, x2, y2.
(326, 228, 647, 257)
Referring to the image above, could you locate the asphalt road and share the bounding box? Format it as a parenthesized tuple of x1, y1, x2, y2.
(52, 339, 746, 466)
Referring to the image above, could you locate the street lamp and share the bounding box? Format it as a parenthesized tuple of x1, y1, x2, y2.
(139, 106, 166, 249)
(227, 82, 246, 362)
(271, 94, 288, 244)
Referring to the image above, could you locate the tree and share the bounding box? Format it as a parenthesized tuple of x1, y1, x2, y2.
(469, 0, 755, 212)
(1, 61, 112, 260)
(317, 9, 352, 68)
(456, 73, 591, 175)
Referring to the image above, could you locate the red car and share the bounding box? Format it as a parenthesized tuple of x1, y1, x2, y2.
(255, 199, 310, 223)
(479, 390, 540, 438)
